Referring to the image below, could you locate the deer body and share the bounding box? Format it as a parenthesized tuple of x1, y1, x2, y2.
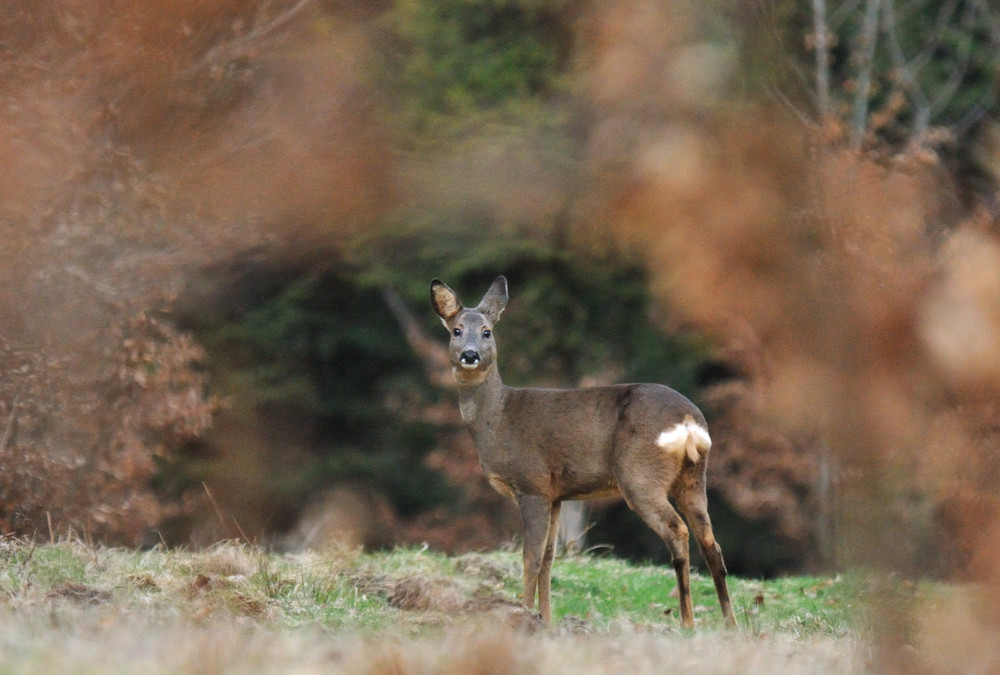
(463, 376, 701, 501)
(432, 276, 736, 628)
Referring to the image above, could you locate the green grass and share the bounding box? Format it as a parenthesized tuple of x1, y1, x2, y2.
(0, 539, 859, 633)
(0, 538, 917, 673)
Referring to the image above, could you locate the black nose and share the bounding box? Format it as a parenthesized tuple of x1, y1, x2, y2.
(460, 349, 480, 365)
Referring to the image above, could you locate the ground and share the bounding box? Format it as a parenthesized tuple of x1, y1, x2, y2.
(0, 539, 879, 673)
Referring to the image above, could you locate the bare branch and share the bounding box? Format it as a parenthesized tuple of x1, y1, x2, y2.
(904, 0, 961, 77)
(811, 0, 832, 121)
(952, 0, 1000, 136)
(381, 290, 454, 389)
(850, 0, 883, 149)
(768, 85, 815, 128)
(928, 2, 978, 119)
(972, 0, 1000, 42)
(196, 0, 319, 72)
(828, 0, 864, 28)
(882, 0, 931, 146)
(0, 396, 19, 456)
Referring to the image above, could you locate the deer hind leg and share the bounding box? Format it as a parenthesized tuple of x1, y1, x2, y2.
(674, 478, 737, 628)
(537, 500, 562, 623)
(517, 494, 555, 620)
(622, 486, 695, 628)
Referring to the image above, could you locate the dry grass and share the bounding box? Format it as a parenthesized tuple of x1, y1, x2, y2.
(0, 616, 866, 675)
(14, 539, 1000, 672)
(0, 538, 875, 673)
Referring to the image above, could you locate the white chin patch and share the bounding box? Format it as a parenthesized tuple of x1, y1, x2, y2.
(460, 361, 480, 370)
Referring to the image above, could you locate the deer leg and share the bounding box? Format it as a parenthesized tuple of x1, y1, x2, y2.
(676, 485, 737, 627)
(537, 500, 562, 623)
(517, 494, 553, 618)
(624, 490, 695, 628)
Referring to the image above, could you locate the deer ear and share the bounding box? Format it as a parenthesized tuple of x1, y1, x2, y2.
(477, 276, 508, 323)
(431, 279, 463, 323)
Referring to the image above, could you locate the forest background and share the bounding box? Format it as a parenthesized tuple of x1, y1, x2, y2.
(1, 0, 1000, 593)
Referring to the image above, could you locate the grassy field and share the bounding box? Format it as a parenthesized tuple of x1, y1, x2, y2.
(0, 538, 881, 673)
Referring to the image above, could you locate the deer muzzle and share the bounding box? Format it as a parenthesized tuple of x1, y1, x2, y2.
(459, 349, 481, 368)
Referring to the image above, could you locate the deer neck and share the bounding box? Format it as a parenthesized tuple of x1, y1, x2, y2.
(457, 366, 505, 430)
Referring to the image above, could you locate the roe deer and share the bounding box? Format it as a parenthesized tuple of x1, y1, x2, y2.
(431, 275, 737, 628)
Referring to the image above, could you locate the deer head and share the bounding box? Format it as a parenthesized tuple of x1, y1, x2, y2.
(430, 276, 508, 386)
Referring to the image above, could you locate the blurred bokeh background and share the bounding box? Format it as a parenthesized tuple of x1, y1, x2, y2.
(2, 0, 1000, 664)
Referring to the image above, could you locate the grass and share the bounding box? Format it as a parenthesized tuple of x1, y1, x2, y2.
(0, 538, 889, 673)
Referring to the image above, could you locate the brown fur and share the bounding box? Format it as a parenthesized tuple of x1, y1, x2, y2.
(431, 276, 736, 628)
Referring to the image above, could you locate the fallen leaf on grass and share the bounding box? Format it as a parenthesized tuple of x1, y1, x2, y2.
(188, 573, 212, 595)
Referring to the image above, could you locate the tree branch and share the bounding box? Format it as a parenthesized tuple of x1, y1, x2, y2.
(381, 290, 454, 389)
(196, 0, 319, 73)
(811, 0, 832, 122)
(850, 0, 883, 150)
(882, 0, 931, 146)
(928, 2, 978, 119)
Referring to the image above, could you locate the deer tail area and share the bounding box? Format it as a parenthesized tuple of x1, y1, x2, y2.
(655, 415, 712, 463)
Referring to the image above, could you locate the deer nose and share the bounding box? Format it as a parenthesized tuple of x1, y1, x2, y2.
(459, 349, 481, 366)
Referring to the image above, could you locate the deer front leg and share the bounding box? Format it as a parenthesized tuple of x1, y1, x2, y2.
(517, 494, 554, 620)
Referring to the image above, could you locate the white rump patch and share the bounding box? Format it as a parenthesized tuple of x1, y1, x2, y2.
(655, 426, 688, 448)
(656, 415, 711, 463)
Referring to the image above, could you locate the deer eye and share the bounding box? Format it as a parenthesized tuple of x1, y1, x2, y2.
(482, 329, 492, 339)
(453, 327, 462, 337)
